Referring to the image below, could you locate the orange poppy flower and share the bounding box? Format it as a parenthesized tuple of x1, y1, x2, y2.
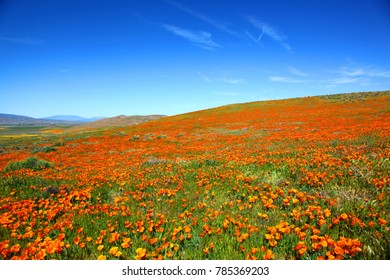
(135, 248, 147, 260)
(184, 225, 191, 233)
(109, 246, 119, 255)
(334, 246, 344, 256)
(294, 242, 308, 256)
(95, 235, 103, 245)
(340, 213, 348, 220)
(108, 232, 120, 243)
(265, 234, 273, 240)
(149, 238, 158, 245)
(73, 236, 80, 245)
(319, 238, 328, 248)
(262, 249, 274, 260)
(312, 243, 322, 251)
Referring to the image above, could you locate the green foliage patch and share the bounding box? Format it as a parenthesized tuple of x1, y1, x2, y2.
(4, 156, 54, 172)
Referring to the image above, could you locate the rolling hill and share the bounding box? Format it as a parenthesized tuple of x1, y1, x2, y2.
(69, 114, 166, 130)
(0, 91, 389, 260)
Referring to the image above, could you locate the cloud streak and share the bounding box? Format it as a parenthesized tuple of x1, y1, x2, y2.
(197, 72, 211, 82)
(167, 1, 294, 52)
(329, 77, 359, 85)
(269, 76, 308, 83)
(0, 36, 42, 45)
(288, 66, 308, 77)
(326, 65, 390, 87)
(163, 24, 219, 50)
(167, 0, 238, 36)
(222, 77, 245, 85)
(247, 16, 292, 53)
(337, 66, 390, 78)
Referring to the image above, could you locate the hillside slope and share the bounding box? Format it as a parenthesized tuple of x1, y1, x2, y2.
(0, 91, 389, 260)
(69, 114, 166, 131)
(140, 91, 390, 142)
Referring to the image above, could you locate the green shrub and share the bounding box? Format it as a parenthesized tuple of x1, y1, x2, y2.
(32, 146, 57, 154)
(4, 156, 54, 172)
(53, 141, 65, 147)
(112, 131, 127, 136)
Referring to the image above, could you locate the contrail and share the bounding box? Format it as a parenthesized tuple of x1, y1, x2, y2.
(258, 28, 265, 41)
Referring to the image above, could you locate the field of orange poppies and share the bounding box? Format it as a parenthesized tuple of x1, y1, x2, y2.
(0, 91, 389, 260)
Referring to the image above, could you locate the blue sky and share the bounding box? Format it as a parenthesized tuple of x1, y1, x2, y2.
(1, 0, 389, 118)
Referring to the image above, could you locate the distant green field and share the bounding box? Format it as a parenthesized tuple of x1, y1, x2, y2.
(0, 125, 72, 137)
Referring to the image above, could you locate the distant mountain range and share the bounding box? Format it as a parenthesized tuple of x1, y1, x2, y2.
(0, 113, 104, 125)
(0, 113, 166, 128)
(43, 115, 104, 123)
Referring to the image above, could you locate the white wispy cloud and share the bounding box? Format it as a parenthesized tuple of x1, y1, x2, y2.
(167, 0, 238, 36)
(269, 76, 308, 83)
(222, 77, 245, 85)
(247, 16, 292, 53)
(287, 66, 308, 77)
(325, 64, 390, 87)
(163, 24, 219, 50)
(337, 66, 390, 78)
(0, 36, 42, 45)
(197, 72, 211, 82)
(329, 77, 359, 85)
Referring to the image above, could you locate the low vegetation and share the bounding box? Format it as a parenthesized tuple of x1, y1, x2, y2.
(0, 91, 389, 260)
(4, 156, 54, 172)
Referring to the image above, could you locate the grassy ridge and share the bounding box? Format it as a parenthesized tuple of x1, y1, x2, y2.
(0, 91, 389, 260)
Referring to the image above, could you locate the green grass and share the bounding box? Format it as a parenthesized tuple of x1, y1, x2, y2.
(0, 125, 72, 137)
(3, 156, 54, 172)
